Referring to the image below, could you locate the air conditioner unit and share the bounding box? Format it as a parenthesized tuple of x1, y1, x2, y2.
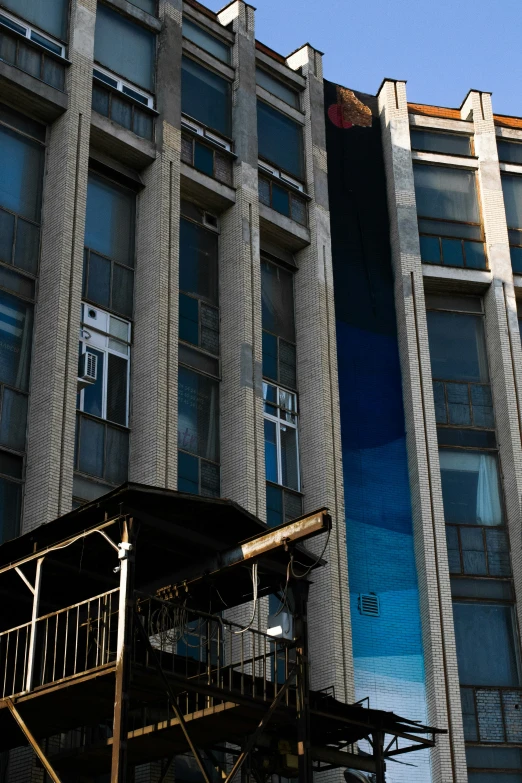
(77, 351, 98, 390)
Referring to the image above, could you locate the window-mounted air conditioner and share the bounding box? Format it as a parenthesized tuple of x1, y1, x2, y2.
(77, 351, 98, 391)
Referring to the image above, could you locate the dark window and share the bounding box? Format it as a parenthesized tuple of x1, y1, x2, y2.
(181, 56, 231, 137)
(440, 449, 503, 526)
(256, 68, 300, 109)
(83, 174, 135, 318)
(498, 139, 522, 165)
(427, 310, 489, 383)
(266, 483, 302, 527)
(182, 18, 230, 64)
(1, 0, 68, 41)
(129, 0, 156, 15)
(410, 129, 472, 156)
(75, 414, 129, 485)
(261, 259, 296, 388)
(94, 5, 155, 92)
(257, 101, 304, 180)
(453, 602, 520, 686)
(179, 217, 218, 304)
(258, 175, 307, 225)
(178, 366, 220, 497)
(413, 163, 485, 269)
(501, 174, 522, 275)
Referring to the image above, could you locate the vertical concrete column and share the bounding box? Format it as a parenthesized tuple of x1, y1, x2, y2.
(285, 46, 353, 708)
(378, 79, 467, 782)
(23, 0, 96, 529)
(216, 1, 265, 517)
(461, 91, 522, 648)
(129, 0, 182, 489)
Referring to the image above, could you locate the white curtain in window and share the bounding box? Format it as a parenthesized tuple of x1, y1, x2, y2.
(476, 453, 502, 525)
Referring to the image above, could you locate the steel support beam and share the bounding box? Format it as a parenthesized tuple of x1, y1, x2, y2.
(25, 558, 43, 692)
(5, 698, 63, 783)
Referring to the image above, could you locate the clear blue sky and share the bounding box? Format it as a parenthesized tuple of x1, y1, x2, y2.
(205, 0, 522, 116)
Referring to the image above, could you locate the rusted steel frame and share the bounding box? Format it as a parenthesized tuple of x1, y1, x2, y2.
(0, 518, 120, 577)
(159, 510, 330, 595)
(133, 609, 212, 783)
(25, 558, 43, 692)
(310, 746, 376, 773)
(5, 698, 63, 783)
(223, 665, 297, 783)
(111, 518, 134, 783)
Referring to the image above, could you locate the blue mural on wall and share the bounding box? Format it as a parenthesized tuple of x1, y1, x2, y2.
(324, 82, 430, 782)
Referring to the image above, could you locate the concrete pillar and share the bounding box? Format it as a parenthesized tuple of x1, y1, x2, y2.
(216, 1, 265, 518)
(377, 79, 467, 782)
(129, 0, 182, 488)
(285, 45, 353, 707)
(461, 90, 522, 660)
(23, 0, 96, 529)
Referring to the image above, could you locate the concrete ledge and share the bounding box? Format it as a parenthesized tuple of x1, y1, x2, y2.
(103, 0, 161, 31)
(409, 113, 472, 134)
(180, 161, 235, 213)
(259, 202, 310, 251)
(422, 263, 492, 294)
(0, 62, 68, 123)
(90, 111, 157, 170)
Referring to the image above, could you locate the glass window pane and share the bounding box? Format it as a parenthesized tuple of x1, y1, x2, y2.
(453, 602, 520, 686)
(503, 174, 522, 230)
(105, 425, 129, 484)
(410, 130, 471, 156)
(179, 218, 218, 303)
(264, 419, 278, 483)
(0, 388, 27, 451)
(451, 577, 513, 600)
(486, 528, 512, 576)
(256, 68, 299, 109)
(177, 367, 219, 462)
(419, 218, 482, 241)
(261, 261, 295, 342)
(464, 241, 487, 269)
(419, 235, 441, 264)
(257, 100, 304, 179)
(511, 246, 522, 275)
(441, 238, 464, 267)
(0, 265, 35, 300)
(179, 293, 199, 346)
(181, 56, 231, 137)
(498, 140, 522, 165)
(86, 252, 111, 310)
(182, 19, 230, 64)
(413, 164, 480, 223)
(0, 475, 21, 544)
(439, 450, 503, 526)
(129, 0, 156, 14)
(178, 450, 199, 494)
(78, 415, 105, 478)
(0, 125, 44, 222)
(427, 311, 489, 382)
(262, 331, 278, 382)
(107, 353, 128, 426)
(85, 175, 135, 266)
(82, 347, 104, 419)
(14, 218, 39, 275)
(271, 183, 290, 217)
(0, 208, 15, 265)
(194, 141, 214, 177)
(266, 483, 283, 527)
(0, 290, 33, 391)
(1, 0, 68, 40)
(280, 425, 298, 490)
(112, 264, 134, 318)
(437, 426, 497, 449)
(279, 339, 296, 390)
(467, 745, 522, 770)
(94, 5, 155, 92)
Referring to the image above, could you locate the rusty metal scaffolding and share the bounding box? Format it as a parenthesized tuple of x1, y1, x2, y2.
(0, 483, 444, 782)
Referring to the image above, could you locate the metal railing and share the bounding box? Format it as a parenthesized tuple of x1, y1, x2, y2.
(0, 589, 119, 699)
(462, 685, 522, 744)
(433, 380, 494, 428)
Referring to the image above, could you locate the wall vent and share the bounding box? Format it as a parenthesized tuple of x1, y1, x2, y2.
(358, 593, 380, 617)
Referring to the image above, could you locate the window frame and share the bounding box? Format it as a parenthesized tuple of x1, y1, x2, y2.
(0, 8, 67, 57)
(257, 98, 305, 183)
(93, 65, 154, 108)
(263, 381, 300, 492)
(181, 54, 233, 141)
(410, 128, 474, 157)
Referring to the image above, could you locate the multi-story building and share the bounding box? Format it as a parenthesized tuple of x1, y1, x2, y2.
(2, 0, 522, 781)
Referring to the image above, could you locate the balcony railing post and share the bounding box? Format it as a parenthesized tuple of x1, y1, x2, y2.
(25, 557, 43, 693)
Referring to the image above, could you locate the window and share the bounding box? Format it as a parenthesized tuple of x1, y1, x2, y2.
(180, 133, 233, 186)
(257, 101, 304, 180)
(410, 129, 472, 156)
(440, 450, 503, 527)
(413, 163, 486, 268)
(92, 67, 154, 141)
(0, 105, 44, 542)
(0, 10, 67, 89)
(178, 366, 219, 497)
(94, 5, 155, 93)
(501, 174, 522, 274)
(261, 259, 296, 388)
(256, 68, 300, 109)
(93, 66, 153, 108)
(454, 602, 520, 686)
(498, 138, 522, 165)
(264, 383, 299, 489)
(258, 175, 307, 225)
(1, 0, 68, 41)
(83, 173, 135, 319)
(182, 18, 230, 64)
(181, 56, 231, 138)
(75, 304, 130, 490)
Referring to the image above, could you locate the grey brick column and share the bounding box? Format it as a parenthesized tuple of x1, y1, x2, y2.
(129, 0, 182, 488)
(378, 79, 467, 783)
(286, 46, 354, 710)
(216, 1, 265, 518)
(23, 0, 96, 529)
(461, 91, 522, 660)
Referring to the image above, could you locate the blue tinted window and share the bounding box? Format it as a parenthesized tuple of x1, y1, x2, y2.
(498, 139, 522, 165)
(179, 294, 199, 345)
(0, 475, 21, 544)
(194, 141, 214, 177)
(179, 218, 218, 303)
(427, 311, 489, 382)
(257, 101, 304, 179)
(0, 125, 44, 223)
(0, 290, 33, 392)
(178, 450, 199, 494)
(178, 367, 219, 462)
(1, 0, 68, 40)
(85, 175, 135, 266)
(419, 235, 441, 264)
(261, 261, 295, 341)
(266, 483, 283, 527)
(94, 5, 155, 92)
(410, 130, 471, 156)
(182, 19, 230, 64)
(181, 56, 231, 137)
(453, 602, 520, 686)
(262, 331, 277, 381)
(413, 164, 480, 223)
